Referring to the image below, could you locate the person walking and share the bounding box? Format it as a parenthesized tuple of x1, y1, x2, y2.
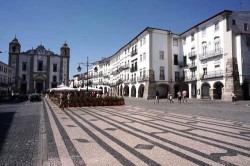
(177, 91, 182, 103)
(167, 92, 173, 103)
(59, 92, 65, 110)
(232, 91, 237, 104)
(182, 90, 187, 103)
(155, 90, 159, 103)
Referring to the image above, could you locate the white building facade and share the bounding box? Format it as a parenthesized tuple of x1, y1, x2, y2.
(76, 10, 250, 100)
(0, 61, 14, 97)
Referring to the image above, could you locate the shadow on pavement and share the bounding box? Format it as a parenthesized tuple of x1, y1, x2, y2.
(0, 112, 15, 153)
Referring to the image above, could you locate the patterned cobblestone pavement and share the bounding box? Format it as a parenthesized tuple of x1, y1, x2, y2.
(0, 101, 43, 166)
(43, 98, 250, 166)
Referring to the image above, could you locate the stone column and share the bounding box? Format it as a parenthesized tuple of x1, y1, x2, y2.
(188, 83, 192, 98)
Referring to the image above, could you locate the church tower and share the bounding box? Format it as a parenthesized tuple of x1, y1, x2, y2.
(8, 36, 21, 92)
(60, 42, 70, 86)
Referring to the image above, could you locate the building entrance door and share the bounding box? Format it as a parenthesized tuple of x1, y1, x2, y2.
(36, 82, 43, 93)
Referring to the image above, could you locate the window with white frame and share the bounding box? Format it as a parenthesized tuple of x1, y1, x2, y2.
(143, 37, 146, 44)
(214, 21, 219, 31)
(140, 39, 142, 46)
(214, 37, 220, 52)
(202, 27, 206, 37)
(202, 42, 207, 55)
(173, 39, 178, 46)
(143, 52, 146, 60)
(191, 33, 195, 41)
(143, 68, 146, 78)
(183, 37, 186, 44)
(140, 54, 142, 61)
(159, 51, 164, 60)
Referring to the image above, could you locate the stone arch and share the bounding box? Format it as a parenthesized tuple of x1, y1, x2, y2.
(123, 85, 129, 97)
(213, 81, 224, 99)
(157, 83, 169, 99)
(201, 82, 210, 99)
(138, 84, 145, 98)
(131, 85, 136, 97)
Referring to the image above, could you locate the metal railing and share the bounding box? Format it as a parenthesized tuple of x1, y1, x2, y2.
(131, 49, 138, 56)
(188, 63, 197, 69)
(184, 76, 197, 82)
(137, 76, 148, 82)
(200, 70, 223, 79)
(199, 48, 223, 60)
(188, 51, 196, 59)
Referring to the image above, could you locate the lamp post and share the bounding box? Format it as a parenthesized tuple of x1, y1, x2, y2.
(77, 56, 98, 93)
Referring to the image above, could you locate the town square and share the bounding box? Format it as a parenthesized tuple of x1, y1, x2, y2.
(0, 0, 250, 165)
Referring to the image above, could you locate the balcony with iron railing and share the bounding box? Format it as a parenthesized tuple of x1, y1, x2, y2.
(124, 79, 130, 84)
(137, 76, 149, 82)
(200, 70, 224, 80)
(199, 48, 223, 61)
(102, 81, 110, 85)
(184, 76, 197, 82)
(175, 77, 184, 83)
(119, 65, 130, 71)
(159, 75, 165, 80)
(111, 69, 120, 75)
(188, 51, 196, 59)
(130, 66, 138, 72)
(178, 61, 188, 68)
(131, 49, 138, 57)
(103, 74, 110, 78)
(188, 62, 197, 69)
(130, 78, 137, 83)
(116, 79, 123, 85)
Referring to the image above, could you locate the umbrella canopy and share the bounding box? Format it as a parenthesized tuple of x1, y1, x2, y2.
(78, 87, 102, 92)
(50, 85, 77, 92)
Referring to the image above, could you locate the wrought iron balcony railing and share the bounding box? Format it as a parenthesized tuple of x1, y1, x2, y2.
(184, 76, 197, 82)
(137, 76, 149, 82)
(199, 48, 223, 61)
(200, 70, 224, 80)
(188, 51, 196, 59)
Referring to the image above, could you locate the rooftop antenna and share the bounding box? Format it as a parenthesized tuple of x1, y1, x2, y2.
(240, 2, 242, 11)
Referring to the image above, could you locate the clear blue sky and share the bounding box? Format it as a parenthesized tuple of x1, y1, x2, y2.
(0, 0, 249, 78)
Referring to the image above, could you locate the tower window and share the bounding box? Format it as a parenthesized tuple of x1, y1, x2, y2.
(12, 46, 16, 52)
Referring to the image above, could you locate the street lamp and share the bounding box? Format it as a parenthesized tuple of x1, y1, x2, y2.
(77, 56, 98, 93)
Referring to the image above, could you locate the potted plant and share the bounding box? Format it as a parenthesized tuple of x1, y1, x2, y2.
(63, 98, 69, 108)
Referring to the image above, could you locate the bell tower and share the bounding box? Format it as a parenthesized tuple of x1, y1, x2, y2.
(60, 42, 70, 85)
(8, 36, 21, 92)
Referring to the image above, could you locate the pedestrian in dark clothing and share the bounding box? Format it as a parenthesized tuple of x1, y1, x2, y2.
(155, 90, 159, 103)
(177, 91, 182, 103)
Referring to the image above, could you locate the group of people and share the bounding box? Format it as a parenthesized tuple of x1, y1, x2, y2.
(155, 90, 187, 104)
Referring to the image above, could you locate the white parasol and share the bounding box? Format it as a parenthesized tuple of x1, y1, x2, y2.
(50, 84, 77, 92)
(78, 87, 102, 92)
